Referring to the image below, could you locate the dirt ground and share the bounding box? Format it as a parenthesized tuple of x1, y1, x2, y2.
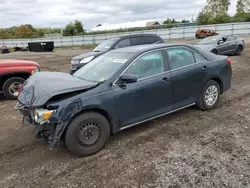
(1, 38, 250, 188)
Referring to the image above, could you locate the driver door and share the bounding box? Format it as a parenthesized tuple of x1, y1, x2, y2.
(113, 50, 172, 128)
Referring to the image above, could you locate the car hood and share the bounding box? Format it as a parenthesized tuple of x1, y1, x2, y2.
(18, 72, 97, 107)
(72, 51, 105, 60)
(194, 44, 216, 51)
(0, 59, 39, 68)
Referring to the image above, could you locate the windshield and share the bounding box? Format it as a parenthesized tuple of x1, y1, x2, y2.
(198, 36, 220, 45)
(73, 52, 134, 83)
(93, 39, 117, 52)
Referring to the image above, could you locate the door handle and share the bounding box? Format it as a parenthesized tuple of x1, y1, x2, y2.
(161, 77, 168, 83)
(202, 66, 207, 71)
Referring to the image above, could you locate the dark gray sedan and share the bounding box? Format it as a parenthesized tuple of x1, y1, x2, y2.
(195, 35, 245, 55)
(17, 43, 232, 157)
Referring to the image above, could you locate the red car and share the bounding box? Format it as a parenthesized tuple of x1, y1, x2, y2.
(0, 59, 40, 99)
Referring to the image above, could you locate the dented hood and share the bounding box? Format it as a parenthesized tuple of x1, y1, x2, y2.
(18, 72, 96, 107)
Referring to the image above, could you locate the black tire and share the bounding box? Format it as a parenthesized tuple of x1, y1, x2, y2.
(64, 112, 110, 157)
(197, 80, 220, 111)
(211, 49, 218, 55)
(2, 77, 25, 100)
(235, 45, 243, 55)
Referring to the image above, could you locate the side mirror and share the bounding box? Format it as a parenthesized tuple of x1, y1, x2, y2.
(217, 40, 224, 45)
(222, 37, 227, 42)
(119, 74, 137, 84)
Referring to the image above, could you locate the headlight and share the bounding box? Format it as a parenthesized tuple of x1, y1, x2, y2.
(31, 68, 39, 75)
(80, 56, 94, 64)
(71, 59, 79, 64)
(33, 108, 56, 124)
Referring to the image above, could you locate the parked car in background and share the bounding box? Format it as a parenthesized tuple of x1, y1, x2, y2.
(0, 59, 40, 99)
(195, 34, 245, 55)
(16, 43, 232, 157)
(1, 45, 10, 54)
(70, 34, 165, 73)
(195, 29, 218, 39)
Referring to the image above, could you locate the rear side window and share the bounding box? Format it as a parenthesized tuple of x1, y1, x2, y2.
(193, 52, 207, 63)
(146, 36, 162, 44)
(114, 39, 130, 49)
(129, 37, 145, 46)
(166, 47, 196, 70)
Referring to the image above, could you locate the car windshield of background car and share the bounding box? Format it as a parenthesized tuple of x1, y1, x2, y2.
(198, 36, 219, 45)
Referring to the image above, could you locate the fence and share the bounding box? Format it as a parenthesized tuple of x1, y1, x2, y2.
(1, 22, 250, 48)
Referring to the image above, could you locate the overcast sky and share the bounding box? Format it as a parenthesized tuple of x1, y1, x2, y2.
(0, 0, 237, 30)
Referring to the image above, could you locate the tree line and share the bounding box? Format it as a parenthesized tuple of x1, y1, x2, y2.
(0, 0, 249, 39)
(197, 0, 250, 25)
(0, 25, 61, 39)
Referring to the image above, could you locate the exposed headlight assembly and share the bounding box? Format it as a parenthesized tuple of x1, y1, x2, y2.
(33, 108, 56, 124)
(80, 56, 94, 64)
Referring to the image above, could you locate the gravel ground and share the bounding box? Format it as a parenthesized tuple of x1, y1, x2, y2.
(0, 37, 250, 188)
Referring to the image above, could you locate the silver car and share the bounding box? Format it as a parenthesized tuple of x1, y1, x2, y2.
(195, 35, 245, 55)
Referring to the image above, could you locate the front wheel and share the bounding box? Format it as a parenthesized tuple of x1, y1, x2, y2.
(197, 80, 220, 111)
(64, 112, 110, 157)
(235, 45, 243, 55)
(2, 77, 25, 100)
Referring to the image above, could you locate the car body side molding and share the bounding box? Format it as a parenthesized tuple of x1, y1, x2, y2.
(120, 103, 196, 130)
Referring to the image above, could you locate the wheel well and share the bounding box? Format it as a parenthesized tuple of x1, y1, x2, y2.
(0, 72, 30, 91)
(62, 108, 113, 137)
(211, 77, 223, 94)
(238, 44, 243, 49)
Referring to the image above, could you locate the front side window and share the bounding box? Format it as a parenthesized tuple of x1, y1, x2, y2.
(93, 39, 117, 52)
(125, 51, 165, 79)
(114, 39, 130, 49)
(166, 47, 196, 70)
(74, 52, 134, 83)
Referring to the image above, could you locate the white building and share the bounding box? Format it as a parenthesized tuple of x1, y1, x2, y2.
(91, 20, 160, 32)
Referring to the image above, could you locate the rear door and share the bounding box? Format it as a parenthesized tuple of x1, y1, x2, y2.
(165, 46, 208, 109)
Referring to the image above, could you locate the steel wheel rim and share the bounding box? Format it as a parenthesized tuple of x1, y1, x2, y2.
(77, 122, 100, 147)
(205, 85, 218, 106)
(8, 82, 22, 97)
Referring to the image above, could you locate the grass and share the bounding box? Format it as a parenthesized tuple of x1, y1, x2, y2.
(54, 44, 98, 51)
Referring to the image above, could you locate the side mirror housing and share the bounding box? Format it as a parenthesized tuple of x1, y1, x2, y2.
(119, 74, 137, 84)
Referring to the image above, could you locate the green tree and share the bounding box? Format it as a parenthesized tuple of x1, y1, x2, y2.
(74, 20, 84, 35)
(234, 0, 250, 21)
(15, 25, 37, 38)
(0, 29, 11, 39)
(181, 19, 190, 23)
(207, 0, 231, 16)
(63, 23, 75, 36)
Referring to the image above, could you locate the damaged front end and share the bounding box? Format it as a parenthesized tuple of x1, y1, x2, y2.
(15, 101, 61, 149)
(15, 71, 98, 150)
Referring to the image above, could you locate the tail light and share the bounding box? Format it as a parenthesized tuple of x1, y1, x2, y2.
(227, 57, 232, 65)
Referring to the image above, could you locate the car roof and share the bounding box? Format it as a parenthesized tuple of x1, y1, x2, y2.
(108, 34, 160, 40)
(110, 43, 193, 54)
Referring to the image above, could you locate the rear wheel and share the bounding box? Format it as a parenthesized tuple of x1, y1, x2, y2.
(236, 45, 243, 55)
(2, 77, 25, 100)
(197, 80, 220, 111)
(64, 112, 110, 157)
